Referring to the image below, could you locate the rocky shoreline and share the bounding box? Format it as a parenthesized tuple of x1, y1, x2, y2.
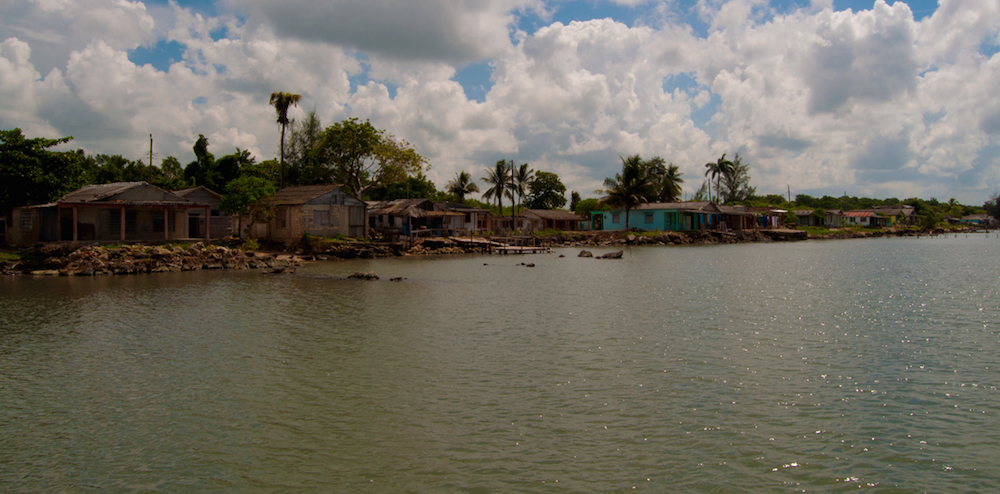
(1, 226, 979, 276)
(1, 243, 297, 276)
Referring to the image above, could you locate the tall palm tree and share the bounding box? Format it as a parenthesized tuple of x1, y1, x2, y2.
(447, 171, 479, 204)
(657, 163, 684, 202)
(513, 163, 533, 214)
(481, 160, 513, 227)
(704, 153, 733, 203)
(269, 91, 301, 188)
(601, 154, 656, 231)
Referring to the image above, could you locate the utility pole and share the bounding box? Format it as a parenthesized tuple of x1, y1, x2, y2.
(149, 134, 154, 184)
(787, 184, 791, 203)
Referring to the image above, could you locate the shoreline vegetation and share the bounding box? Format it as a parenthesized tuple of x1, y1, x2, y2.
(1, 224, 989, 277)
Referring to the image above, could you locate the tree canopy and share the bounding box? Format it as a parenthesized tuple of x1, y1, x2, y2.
(1, 128, 85, 214)
(526, 170, 567, 209)
(316, 118, 427, 200)
(600, 154, 656, 230)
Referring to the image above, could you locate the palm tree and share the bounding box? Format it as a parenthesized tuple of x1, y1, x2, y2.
(269, 91, 301, 189)
(481, 160, 513, 227)
(657, 163, 684, 202)
(600, 154, 656, 231)
(513, 163, 533, 214)
(447, 171, 479, 204)
(704, 153, 733, 203)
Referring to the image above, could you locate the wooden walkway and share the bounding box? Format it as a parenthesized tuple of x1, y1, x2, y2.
(449, 236, 552, 254)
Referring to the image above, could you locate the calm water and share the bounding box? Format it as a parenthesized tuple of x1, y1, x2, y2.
(2, 234, 999, 493)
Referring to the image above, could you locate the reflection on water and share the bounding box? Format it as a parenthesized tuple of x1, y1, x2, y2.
(2, 234, 999, 492)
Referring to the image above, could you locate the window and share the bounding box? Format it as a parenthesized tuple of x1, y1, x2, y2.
(612, 213, 621, 223)
(644, 213, 654, 224)
(19, 211, 33, 230)
(152, 211, 164, 233)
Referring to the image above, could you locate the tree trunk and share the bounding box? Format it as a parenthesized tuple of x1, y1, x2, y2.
(279, 123, 286, 189)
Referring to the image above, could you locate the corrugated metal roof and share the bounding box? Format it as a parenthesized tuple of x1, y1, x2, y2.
(843, 210, 875, 217)
(519, 209, 584, 221)
(173, 185, 222, 200)
(636, 201, 721, 212)
(367, 198, 436, 217)
(59, 182, 146, 202)
(272, 184, 344, 205)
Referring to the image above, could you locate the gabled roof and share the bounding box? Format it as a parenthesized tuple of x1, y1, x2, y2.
(718, 205, 752, 215)
(272, 185, 344, 205)
(58, 182, 193, 205)
(844, 210, 876, 217)
(367, 198, 436, 217)
(173, 185, 222, 200)
(519, 209, 584, 221)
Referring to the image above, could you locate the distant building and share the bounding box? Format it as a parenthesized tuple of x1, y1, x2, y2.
(6, 182, 209, 247)
(592, 202, 722, 231)
(249, 185, 366, 241)
(172, 186, 232, 239)
(516, 209, 587, 232)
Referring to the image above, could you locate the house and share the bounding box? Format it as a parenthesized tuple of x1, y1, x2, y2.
(592, 202, 721, 231)
(959, 213, 994, 227)
(747, 207, 787, 228)
(367, 198, 463, 237)
(793, 209, 845, 228)
(873, 205, 918, 225)
(717, 205, 756, 231)
(173, 186, 232, 239)
(843, 210, 889, 228)
(516, 209, 586, 232)
(251, 185, 366, 241)
(6, 182, 208, 247)
(434, 202, 489, 233)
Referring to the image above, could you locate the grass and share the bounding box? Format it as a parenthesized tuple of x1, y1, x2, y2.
(0, 250, 22, 261)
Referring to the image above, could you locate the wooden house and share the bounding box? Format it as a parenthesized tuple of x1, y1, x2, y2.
(367, 198, 463, 237)
(843, 210, 889, 228)
(516, 209, 586, 232)
(434, 202, 489, 233)
(6, 182, 208, 246)
(251, 185, 366, 241)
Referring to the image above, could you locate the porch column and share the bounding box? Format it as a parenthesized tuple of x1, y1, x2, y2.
(72, 206, 78, 241)
(120, 207, 126, 241)
(204, 205, 211, 241)
(164, 207, 169, 241)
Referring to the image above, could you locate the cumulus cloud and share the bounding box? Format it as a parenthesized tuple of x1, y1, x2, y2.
(1, 0, 999, 203)
(232, 0, 538, 64)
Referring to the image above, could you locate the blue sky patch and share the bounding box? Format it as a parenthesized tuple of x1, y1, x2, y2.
(128, 40, 185, 71)
(454, 61, 494, 103)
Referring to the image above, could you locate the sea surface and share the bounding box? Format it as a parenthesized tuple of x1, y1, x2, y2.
(2, 233, 999, 493)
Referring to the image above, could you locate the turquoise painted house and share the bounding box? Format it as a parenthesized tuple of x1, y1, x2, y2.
(591, 202, 723, 231)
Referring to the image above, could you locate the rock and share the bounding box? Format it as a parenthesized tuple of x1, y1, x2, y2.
(558, 254, 565, 257)
(599, 250, 623, 259)
(268, 266, 296, 274)
(31, 269, 60, 276)
(526, 263, 535, 267)
(389, 277, 405, 281)
(578, 250, 593, 258)
(348, 271, 379, 280)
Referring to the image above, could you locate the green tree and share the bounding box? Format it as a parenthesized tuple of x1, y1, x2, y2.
(446, 170, 480, 204)
(692, 179, 710, 201)
(220, 175, 277, 238)
(526, 171, 567, 209)
(215, 148, 255, 190)
(652, 162, 684, 202)
(317, 118, 426, 201)
(600, 154, 656, 230)
(569, 191, 581, 211)
(286, 110, 326, 185)
(85, 154, 148, 184)
(0, 128, 86, 214)
(719, 153, 755, 203)
(575, 197, 602, 220)
(983, 192, 1000, 219)
(481, 159, 513, 216)
(368, 171, 438, 200)
(157, 156, 190, 190)
(269, 91, 301, 188)
(512, 163, 533, 214)
(704, 153, 733, 203)
(184, 134, 219, 189)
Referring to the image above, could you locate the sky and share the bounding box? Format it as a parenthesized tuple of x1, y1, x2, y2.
(1, 0, 999, 204)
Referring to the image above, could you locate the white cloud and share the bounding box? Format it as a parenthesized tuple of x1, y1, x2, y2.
(1, 0, 999, 204)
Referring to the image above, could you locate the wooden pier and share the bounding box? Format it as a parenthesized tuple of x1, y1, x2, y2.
(449, 236, 552, 255)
